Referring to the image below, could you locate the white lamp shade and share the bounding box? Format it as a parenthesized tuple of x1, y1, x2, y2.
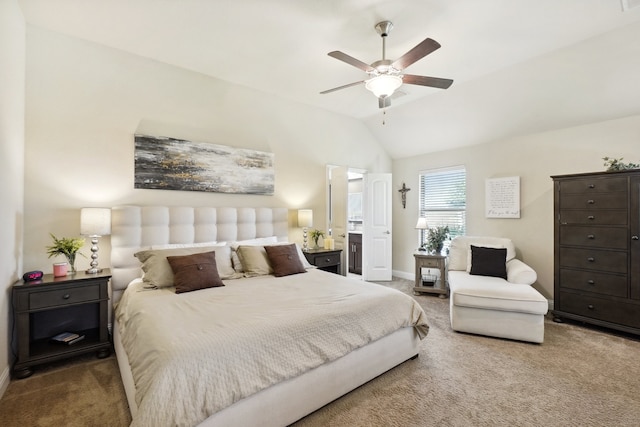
(80, 208, 112, 236)
(415, 217, 429, 230)
(297, 209, 313, 228)
(365, 75, 403, 98)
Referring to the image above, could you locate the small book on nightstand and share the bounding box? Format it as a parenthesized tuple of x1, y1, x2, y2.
(51, 332, 85, 345)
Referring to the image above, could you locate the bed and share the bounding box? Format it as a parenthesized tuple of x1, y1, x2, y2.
(110, 206, 429, 427)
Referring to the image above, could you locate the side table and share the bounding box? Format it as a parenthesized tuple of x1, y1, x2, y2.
(303, 248, 342, 275)
(12, 270, 112, 378)
(413, 253, 448, 298)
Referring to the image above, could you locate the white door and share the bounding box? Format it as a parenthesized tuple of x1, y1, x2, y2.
(363, 173, 392, 281)
(327, 165, 348, 275)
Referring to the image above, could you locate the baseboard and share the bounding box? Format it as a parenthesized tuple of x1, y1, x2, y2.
(392, 270, 413, 281)
(0, 364, 10, 399)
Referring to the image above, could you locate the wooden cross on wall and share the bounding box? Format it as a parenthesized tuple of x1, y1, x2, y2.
(398, 182, 411, 209)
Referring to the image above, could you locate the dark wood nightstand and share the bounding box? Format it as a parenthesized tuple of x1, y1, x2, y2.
(303, 248, 342, 274)
(12, 270, 112, 379)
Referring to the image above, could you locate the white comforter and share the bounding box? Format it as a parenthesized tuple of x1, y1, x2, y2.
(115, 269, 429, 427)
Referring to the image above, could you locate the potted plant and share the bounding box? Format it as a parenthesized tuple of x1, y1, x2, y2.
(46, 233, 85, 274)
(426, 226, 450, 254)
(309, 229, 325, 249)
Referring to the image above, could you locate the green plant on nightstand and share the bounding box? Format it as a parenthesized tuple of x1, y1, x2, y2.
(309, 229, 325, 249)
(46, 233, 85, 274)
(426, 226, 449, 254)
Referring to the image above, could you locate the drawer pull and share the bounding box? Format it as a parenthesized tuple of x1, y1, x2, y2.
(587, 215, 595, 220)
(587, 199, 595, 204)
(587, 280, 595, 285)
(587, 234, 595, 240)
(587, 304, 595, 310)
(62, 294, 70, 300)
(587, 257, 595, 262)
(633, 236, 639, 241)
(588, 184, 595, 189)
(325, 258, 332, 263)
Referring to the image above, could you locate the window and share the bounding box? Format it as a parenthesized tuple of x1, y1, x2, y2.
(418, 166, 466, 250)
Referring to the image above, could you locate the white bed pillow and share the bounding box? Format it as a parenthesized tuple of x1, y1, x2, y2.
(135, 245, 240, 288)
(150, 241, 224, 250)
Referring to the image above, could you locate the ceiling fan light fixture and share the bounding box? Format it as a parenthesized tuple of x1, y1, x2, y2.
(365, 74, 402, 98)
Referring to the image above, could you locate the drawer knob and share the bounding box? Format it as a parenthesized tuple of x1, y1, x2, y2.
(587, 280, 595, 285)
(325, 258, 331, 263)
(587, 234, 595, 240)
(587, 257, 595, 262)
(587, 215, 595, 220)
(587, 199, 595, 204)
(588, 184, 595, 189)
(587, 304, 595, 310)
(63, 294, 70, 299)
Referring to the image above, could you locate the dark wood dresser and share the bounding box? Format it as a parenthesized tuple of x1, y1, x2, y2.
(552, 170, 640, 335)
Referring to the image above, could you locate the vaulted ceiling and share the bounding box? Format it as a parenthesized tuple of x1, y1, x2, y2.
(18, 0, 640, 158)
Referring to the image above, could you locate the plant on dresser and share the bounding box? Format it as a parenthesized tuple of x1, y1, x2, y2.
(551, 170, 640, 335)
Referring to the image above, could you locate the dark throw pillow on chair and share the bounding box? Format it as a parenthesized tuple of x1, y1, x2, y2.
(469, 245, 508, 280)
(167, 251, 225, 293)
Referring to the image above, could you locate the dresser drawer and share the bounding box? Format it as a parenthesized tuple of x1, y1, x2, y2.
(559, 226, 627, 249)
(559, 247, 627, 274)
(560, 193, 627, 210)
(559, 209, 627, 226)
(559, 269, 627, 297)
(29, 284, 101, 310)
(558, 176, 627, 194)
(310, 253, 341, 267)
(558, 291, 640, 329)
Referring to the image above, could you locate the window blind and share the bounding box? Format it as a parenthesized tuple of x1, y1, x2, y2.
(418, 166, 466, 248)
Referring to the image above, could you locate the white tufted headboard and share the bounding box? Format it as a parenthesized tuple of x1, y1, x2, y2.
(110, 206, 289, 303)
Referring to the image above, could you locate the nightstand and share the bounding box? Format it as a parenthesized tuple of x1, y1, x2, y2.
(12, 270, 112, 379)
(303, 248, 342, 274)
(414, 253, 448, 298)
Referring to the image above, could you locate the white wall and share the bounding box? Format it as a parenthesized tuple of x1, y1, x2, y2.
(0, 0, 25, 396)
(23, 26, 391, 273)
(393, 114, 640, 299)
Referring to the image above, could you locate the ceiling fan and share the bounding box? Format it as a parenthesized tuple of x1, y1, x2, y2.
(321, 21, 453, 108)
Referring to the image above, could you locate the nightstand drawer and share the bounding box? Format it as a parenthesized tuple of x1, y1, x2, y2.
(312, 253, 341, 267)
(418, 257, 440, 268)
(29, 284, 100, 309)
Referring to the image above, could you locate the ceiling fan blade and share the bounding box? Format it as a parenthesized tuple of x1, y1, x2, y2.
(320, 80, 365, 94)
(391, 38, 441, 70)
(403, 74, 453, 89)
(328, 51, 374, 72)
(378, 96, 391, 109)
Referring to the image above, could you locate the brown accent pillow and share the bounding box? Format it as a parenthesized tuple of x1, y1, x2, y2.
(469, 245, 507, 280)
(264, 244, 306, 277)
(166, 251, 224, 293)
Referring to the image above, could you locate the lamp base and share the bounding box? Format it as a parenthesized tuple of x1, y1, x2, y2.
(86, 267, 104, 274)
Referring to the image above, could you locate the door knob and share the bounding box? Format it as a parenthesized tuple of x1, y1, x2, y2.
(632, 236, 639, 241)
(384, 230, 390, 234)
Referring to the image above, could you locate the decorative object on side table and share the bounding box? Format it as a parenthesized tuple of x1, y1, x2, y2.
(80, 207, 112, 274)
(46, 233, 85, 275)
(298, 209, 313, 251)
(309, 229, 325, 249)
(415, 217, 429, 251)
(426, 225, 450, 255)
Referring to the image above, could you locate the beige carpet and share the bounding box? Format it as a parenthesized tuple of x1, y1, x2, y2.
(2, 277, 639, 426)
